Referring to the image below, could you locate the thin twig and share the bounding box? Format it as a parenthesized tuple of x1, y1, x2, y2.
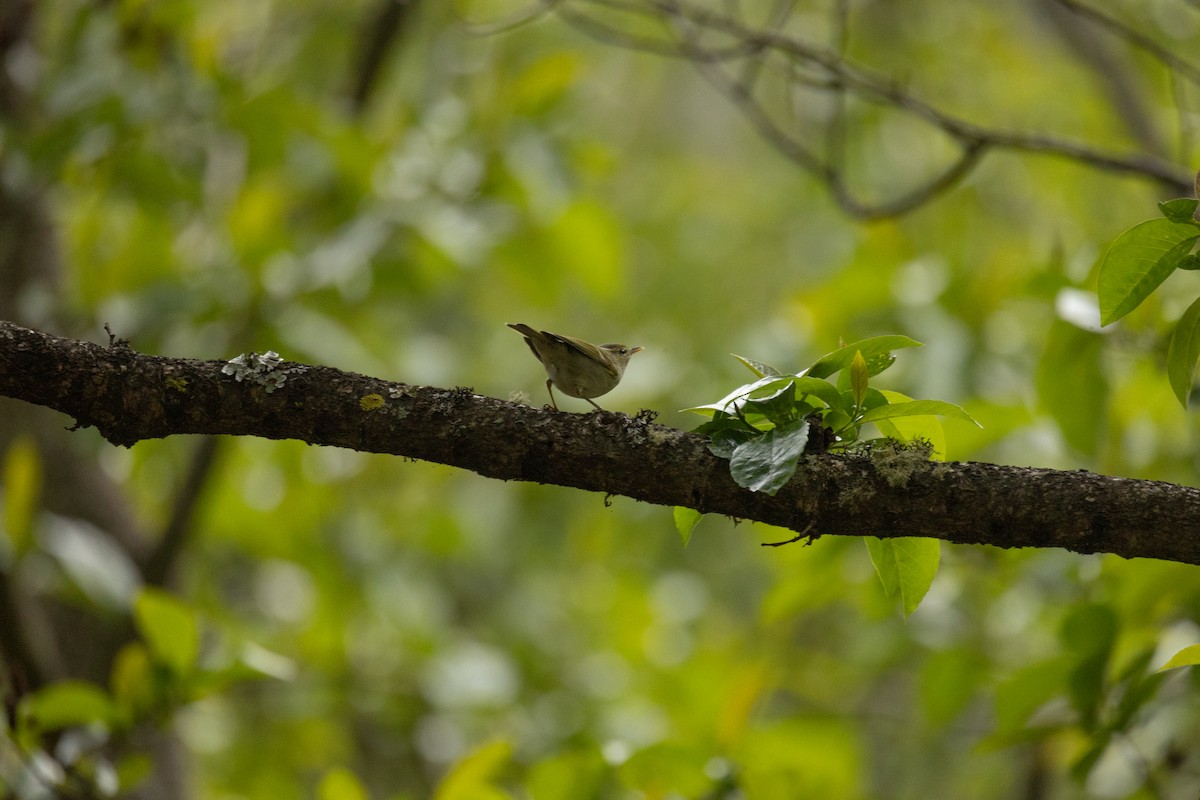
(1053, 0, 1200, 87)
(761, 520, 816, 547)
(554, 0, 1193, 217)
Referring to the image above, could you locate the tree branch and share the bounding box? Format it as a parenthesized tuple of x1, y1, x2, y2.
(554, 0, 1193, 217)
(4, 319, 1200, 565)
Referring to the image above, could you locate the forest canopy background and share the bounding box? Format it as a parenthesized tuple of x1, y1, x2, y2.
(4, 1, 1200, 798)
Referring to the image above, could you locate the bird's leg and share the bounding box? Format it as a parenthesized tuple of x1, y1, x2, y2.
(545, 379, 559, 410)
(586, 398, 603, 411)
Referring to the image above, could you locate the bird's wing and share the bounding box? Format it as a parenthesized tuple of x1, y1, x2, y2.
(547, 332, 619, 378)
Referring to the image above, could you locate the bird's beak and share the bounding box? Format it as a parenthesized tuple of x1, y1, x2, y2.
(630, 346, 645, 355)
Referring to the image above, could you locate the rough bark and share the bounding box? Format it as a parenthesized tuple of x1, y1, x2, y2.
(3, 319, 1199, 565)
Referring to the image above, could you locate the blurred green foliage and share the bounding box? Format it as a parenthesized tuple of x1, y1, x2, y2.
(5, 1, 1200, 799)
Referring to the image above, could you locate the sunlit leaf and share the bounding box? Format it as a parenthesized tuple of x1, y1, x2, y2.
(318, 767, 369, 800)
(434, 739, 513, 800)
(674, 506, 702, 547)
(1158, 643, 1200, 671)
(871, 390, 947, 458)
(857, 399, 978, 426)
(864, 537, 940, 616)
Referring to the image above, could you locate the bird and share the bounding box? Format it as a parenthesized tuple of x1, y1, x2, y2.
(507, 323, 643, 411)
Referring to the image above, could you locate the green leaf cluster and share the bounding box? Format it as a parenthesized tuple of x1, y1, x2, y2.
(684, 336, 977, 496)
(6, 588, 293, 798)
(677, 336, 977, 616)
(990, 603, 1169, 781)
(1097, 198, 1200, 406)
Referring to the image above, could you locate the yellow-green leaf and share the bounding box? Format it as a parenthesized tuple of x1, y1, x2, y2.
(1158, 644, 1200, 671)
(850, 350, 868, 408)
(864, 537, 940, 616)
(318, 767, 370, 800)
(21, 680, 117, 731)
(434, 739, 513, 800)
(110, 642, 155, 717)
(134, 588, 199, 675)
(674, 506, 702, 547)
(3, 435, 42, 558)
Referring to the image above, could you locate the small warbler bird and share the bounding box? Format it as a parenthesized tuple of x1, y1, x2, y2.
(508, 323, 643, 411)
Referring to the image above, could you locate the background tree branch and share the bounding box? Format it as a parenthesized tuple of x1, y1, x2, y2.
(5, 319, 1199, 566)
(545, 0, 1195, 217)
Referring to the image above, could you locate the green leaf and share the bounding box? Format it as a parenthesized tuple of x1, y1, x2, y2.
(1178, 254, 1200, 270)
(873, 390, 948, 459)
(134, 588, 200, 676)
(806, 335, 922, 379)
(683, 376, 795, 416)
(1159, 197, 1199, 223)
(318, 768, 370, 800)
(548, 199, 623, 298)
(857, 399, 979, 426)
(864, 537, 940, 616)
(1158, 643, 1200, 671)
(618, 744, 712, 797)
(1061, 604, 1117, 729)
(850, 351, 868, 408)
(1167, 295, 1200, 407)
(741, 379, 797, 425)
(792, 376, 847, 411)
(110, 642, 156, 718)
(3, 435, 42, 559)
(728, 419, 810, 495)
(1097, 218, 1200, 325)
(21, 681, 118, 731)
(1111, 649, 1164, 729)
(674, 506, 702, 547)
(704, 424, 755, 458)
(1036, 320, 1107, 457)
(434, 739, 513, 800)
(525, 749, 607, 800)
(991, 657, 1073, 734)
(733, 354, 785, 377)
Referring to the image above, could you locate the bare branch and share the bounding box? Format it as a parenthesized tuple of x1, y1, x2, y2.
(4, 320, 1200, 566)
(555, 0, 1193, 217)
(1053, 0, 1200, 87)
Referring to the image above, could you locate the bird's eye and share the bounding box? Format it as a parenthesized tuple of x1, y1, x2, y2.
(620, 348, 628, 355)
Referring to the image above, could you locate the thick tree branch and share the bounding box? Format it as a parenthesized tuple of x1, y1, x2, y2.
(3, 319, 1200, 565)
